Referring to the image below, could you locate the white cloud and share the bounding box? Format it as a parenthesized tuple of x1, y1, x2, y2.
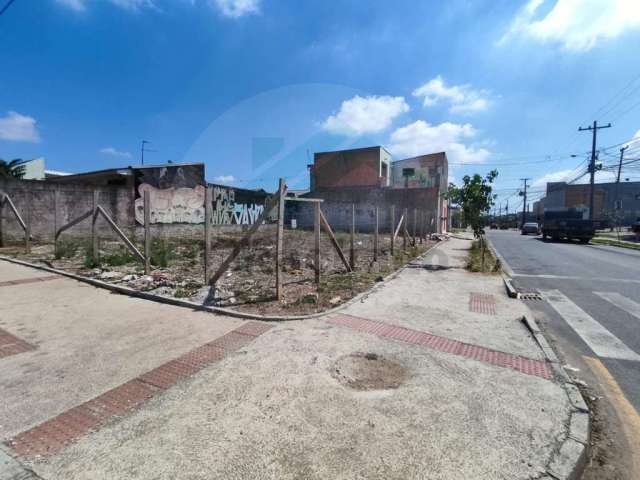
(0, 111, 40, 143)
(211, 0, 260, 18)
(500, 0, 640, 52)
(413, 76, 491, 114)
(388, 120, 490, 164)
(108, 0, 156, 11)
(532, 169, 575, 187)
(213, 174, 236, 183)
(55, 0, 86, 11)
(56, 0, 156, 12)
(100, 147, 132, 159)
(321, 95, 409, 136)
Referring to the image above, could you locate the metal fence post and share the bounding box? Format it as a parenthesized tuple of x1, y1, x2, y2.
(0, 193, 5, 248)
(403, 208, 408, 251)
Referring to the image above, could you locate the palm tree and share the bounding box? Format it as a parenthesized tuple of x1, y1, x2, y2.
(0, 158, 26, 179)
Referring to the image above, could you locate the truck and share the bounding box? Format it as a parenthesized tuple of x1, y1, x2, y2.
(541, 208, 595, 244)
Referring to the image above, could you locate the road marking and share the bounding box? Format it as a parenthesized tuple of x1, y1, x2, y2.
(584, 356, 640, 476)
(513, 274, 640, 284)
(594, 292, 640, 320)
(540, 289, 640, 361)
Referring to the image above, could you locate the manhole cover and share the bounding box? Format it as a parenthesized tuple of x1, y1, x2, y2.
(331, 352, 409, 391)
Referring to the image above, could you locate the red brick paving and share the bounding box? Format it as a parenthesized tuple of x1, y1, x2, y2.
(327, 314, 552, 380)
(5, 321, 272, 458)
(0, 276, 61, 288)
(0, 327, 36, 359)
(469, 292, 497, 315)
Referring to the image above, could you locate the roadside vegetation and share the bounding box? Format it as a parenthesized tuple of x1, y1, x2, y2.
(467, 238, 501, 273)
(592, 237, 640, 251)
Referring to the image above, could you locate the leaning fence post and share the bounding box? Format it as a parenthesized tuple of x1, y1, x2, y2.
(373, 206, 379, 262)
(314, 202, 321, 284)
(275, 178, 285, 301)
(92, 190, 99, 265)
(144, 190, 151, 275)
(350, 204, 355, 270)
(390, 205, 395, 255)
(204, 185, 212, 283)
(25, 191, 31, 253)
(413, 208, 417, 245)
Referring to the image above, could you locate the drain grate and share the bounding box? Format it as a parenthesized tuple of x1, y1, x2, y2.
(519, 292, 543, 301)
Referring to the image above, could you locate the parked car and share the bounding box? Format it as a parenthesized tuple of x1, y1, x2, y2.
(521, 222, 540, 235)
(490, 223, 498, 229)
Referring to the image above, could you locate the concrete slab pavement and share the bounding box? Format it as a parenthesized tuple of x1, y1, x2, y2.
(0, 238, 581, 479)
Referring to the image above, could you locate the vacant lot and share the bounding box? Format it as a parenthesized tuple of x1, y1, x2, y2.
(0, 228, 436, 315)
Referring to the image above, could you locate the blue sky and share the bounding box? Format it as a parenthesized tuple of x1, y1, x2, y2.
(1, 0, 640, 210)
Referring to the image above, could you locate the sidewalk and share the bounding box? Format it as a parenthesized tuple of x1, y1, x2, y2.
(0, 238, 574, 480)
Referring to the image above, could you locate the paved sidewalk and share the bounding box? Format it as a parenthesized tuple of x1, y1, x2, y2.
(0, 239, 574, 479)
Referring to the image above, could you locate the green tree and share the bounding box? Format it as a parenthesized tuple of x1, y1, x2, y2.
(0, 159, 26, 180)
(445, 170, 498, 237)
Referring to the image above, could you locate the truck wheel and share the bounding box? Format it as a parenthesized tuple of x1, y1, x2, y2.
(579, 238, 590, 244)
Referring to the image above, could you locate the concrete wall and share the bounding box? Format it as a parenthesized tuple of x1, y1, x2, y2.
(0, 178, 134, 243)
(285, 186, 441, 234)
(312, 147, 388, 189)
(544, 181, 640, 224)
(390, 152, 448, 190)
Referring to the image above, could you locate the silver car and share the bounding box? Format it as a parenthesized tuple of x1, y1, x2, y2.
(521, 222, 540, 235)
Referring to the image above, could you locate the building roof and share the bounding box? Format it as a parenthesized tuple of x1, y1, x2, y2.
(314, 145, 391, 157)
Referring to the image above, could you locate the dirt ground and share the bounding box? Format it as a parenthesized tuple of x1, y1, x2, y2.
(0, 229, 437, 315)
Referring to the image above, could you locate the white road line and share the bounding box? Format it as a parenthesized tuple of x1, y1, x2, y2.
(594, 292, 640, 320)
(541, 289, 640, 362)
(513, 274, 640, 284)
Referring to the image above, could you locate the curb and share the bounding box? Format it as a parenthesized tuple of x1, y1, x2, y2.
(0, 241, 440, 322)
(522, 315, 590, 480)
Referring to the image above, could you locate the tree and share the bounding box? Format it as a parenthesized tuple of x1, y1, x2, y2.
(0, 159, 26, 180)
(444, 170, 498, 237)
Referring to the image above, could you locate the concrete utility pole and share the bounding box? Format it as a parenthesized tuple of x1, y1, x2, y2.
(579, 121, 611, 221)
(616, 145, 628, 184)
(141, 140, 154, 166)
(614, 145, 628, 235)
(519, 178, 530, 228)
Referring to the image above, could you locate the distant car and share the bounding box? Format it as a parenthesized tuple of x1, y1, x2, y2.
(499, 224, 509, 230)
(490, 223, 498, 229)
(521, 222, 540, 235)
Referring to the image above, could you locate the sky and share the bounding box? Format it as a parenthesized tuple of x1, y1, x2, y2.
(1, 0, 640, 211)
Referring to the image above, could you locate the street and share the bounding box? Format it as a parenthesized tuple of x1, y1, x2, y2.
(487, 229, 640, 478)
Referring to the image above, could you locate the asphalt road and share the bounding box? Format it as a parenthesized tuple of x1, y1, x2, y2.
(487, 230, 640, 412)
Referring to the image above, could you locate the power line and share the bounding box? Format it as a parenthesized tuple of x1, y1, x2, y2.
(0, 0, 17, 17)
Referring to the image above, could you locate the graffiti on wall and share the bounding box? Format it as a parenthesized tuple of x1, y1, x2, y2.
(211, 186, 265, 225)
(135, 184, 205, 224)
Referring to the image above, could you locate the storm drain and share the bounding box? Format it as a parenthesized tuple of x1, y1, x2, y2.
(519, 292, 543, 301)
(469, 293, 497, 315)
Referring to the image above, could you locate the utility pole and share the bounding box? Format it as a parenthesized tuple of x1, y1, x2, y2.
(579, 121, 611, 221)
(519, 178, 530, 228)
(615, 145, 628, 235)
(141, 140, 154, 165)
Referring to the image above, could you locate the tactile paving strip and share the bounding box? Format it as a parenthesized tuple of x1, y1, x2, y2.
(0, 328, 36, 359)
(328, 314, 552, 380)
(469, 292, 497, 315)
(5, 321, 272, 458)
